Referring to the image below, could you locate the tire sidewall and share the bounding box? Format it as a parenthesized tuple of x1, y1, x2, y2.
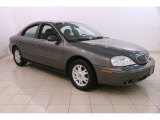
(13, 47, 26, 66)
(69, 59, 96, 91)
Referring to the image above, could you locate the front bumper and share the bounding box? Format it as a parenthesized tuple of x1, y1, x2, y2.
(94, 57, 155, 86)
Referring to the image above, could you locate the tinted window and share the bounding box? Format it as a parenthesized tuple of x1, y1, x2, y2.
(23, 25, 38, 38)
(60, 26, 74, 35)
(39, 24, 58, 40)
(55, 23, 102, 42)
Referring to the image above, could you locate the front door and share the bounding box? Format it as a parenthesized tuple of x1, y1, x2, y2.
(33, 24, 64, 70)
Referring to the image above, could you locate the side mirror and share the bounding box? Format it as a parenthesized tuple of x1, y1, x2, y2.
(47, 35, 58, 41)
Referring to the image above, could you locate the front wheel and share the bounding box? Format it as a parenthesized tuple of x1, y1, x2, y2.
(13, 47, 27, 66)
(69, 59, 97, 91)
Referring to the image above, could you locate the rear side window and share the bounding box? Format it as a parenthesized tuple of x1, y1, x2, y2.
(23, 25, 39, 38)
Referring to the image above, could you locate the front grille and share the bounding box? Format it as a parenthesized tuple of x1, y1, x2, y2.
(136, 54, 149, 64)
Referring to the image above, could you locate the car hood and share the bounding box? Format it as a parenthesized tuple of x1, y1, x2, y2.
(73, 38, 148, 59)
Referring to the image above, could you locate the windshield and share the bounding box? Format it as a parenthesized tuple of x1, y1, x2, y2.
(55, 22, 103, 42)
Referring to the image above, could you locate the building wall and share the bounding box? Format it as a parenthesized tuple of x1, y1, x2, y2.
(0, 7, 160, 57)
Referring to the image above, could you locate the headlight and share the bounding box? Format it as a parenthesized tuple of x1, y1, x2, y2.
(111, 56, 136, 66)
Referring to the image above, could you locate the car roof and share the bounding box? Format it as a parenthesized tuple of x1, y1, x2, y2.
(19, 21, 81, 35)
(31, 21, 79, 25)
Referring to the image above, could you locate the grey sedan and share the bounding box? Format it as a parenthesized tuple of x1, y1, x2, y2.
(9, 21, 155, 91)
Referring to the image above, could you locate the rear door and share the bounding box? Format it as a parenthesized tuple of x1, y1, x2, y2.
(18, 24, 40, 62)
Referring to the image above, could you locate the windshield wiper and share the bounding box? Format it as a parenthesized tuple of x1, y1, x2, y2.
(91, 36, 104, 40)
(68, 36, 105, 42)
(68, 38, 91, 42)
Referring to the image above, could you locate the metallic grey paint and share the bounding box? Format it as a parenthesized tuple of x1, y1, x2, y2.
(9, 21, 155, 86)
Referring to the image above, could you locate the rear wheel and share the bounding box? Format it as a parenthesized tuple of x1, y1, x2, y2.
(13, 47, 27, 66)
(69, 59, 97, 91)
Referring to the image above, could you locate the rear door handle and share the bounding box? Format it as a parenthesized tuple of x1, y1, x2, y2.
(18, 41, 22, 43)
(37, 45, 41, 47)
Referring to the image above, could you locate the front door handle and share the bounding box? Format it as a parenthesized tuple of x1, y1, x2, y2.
(37, 45, 41, 47)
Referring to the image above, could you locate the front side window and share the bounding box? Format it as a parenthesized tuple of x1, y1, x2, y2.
(23, 25, 39, 38)
(55, 22, 103, 42)
(39, 24, 58, 40)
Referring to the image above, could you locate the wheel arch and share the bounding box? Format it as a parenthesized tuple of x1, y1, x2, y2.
(65, 55, 97, 80)
(12, 45, 18, 54)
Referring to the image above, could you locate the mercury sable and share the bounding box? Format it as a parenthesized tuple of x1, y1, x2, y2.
(9, 21, 155, 91)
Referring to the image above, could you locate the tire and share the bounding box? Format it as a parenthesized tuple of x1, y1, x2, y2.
(69, 59, 97, 91)
(13, 47, 27, 66)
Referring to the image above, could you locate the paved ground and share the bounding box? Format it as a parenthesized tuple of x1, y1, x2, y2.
(0, 53, 160, 113)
